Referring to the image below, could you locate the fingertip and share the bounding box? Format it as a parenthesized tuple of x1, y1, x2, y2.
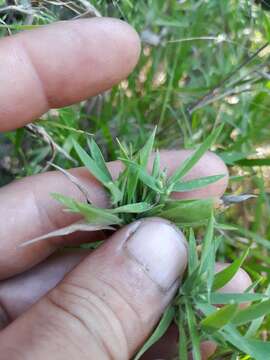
(0, 17, 141, 131)
(107, 18, 141, 74)
(82, 17, 141, 80)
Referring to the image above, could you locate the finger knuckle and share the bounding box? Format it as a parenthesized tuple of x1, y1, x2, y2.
(47, 280, 130, 360)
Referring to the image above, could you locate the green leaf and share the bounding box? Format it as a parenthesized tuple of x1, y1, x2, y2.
(121, 159, 161, 192)
(218, 151, 248, 165)
(236, 158, 270, 166)
(52, 193, 79, 212)
(210, 292, 267, 305)
(198, 302, 270, 360)
(74, 140, 122, 204)
(245, 283, 270, 337)
(181, 266, 202, 295)
(199, 212, 215, 275)
(212, 248, 249, 291)
(168, 125, 223, 185)
(200, 304, 239, 333)
(223, 326, 270, 360)
(134, 306, 175, 360)
(139, 127, 157, 168)
(52, 194, 122, 225)
(172, 174, 225, 192)
(178, 313, 188, 360)
(105, 181, 123, 205)
(188, 228, 198, 275)
(87, 138, 112, 181)
(111, 202, 152, 213)
(151, 151, 161, 178)
(186, 301, 201, 360)
(74, 140, 111, 183)
(232, 299, 270, 325)
(159, 198, 214, 225)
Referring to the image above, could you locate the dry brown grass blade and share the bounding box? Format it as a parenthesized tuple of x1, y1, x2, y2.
(19, 221, 114, 247)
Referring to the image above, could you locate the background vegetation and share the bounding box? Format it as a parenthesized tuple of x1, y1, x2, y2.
(1, 0, 270, 354)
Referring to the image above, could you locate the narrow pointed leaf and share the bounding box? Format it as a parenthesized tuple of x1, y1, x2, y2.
(213, 248, 250, 291)
(210, 292, 267, 305)
(232, 299, 270, 325)
(105, 181, 123, 204)
(168, 125, 223, 185)
(134, 306, 175, 360)
(223, 326, 270, 360)
(139, 127, 157, 168)
(173, 174, 225, 192)
(181, 266, 202, 295)
(198, 302, 270, 360)
(199, 212, 215, 274)
(87, 137, 112, 181)
(52, 194, 122, 225)
(151, 151, 161, 178)
(186, 301, 201, 360)
(111, 202, 152, 213)
(178, 314, 188, 360)
(159, 198, 214, 225)
(200, 304, 239, 333)
(188, 228, 198, 275)
(245, 284, 270, 337)
(73, 140, 122, 203)
(74, 140, 110, 183)
(121, 159, 161, 192)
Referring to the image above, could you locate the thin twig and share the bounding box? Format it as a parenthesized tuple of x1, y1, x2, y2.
(25, 124, 78, 171)
(0, 5, 34, 15)
(48, 162, 92, 203)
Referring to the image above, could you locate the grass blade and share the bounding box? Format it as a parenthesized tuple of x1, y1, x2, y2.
(20, 221, 114, 247)
(111, 202, 152, 213)
(134, 305, 175, 360)
(121, 159, 161, 192)
(213, 248, 250, 291)
(87, 137, 112, 181)
(172, 174, 225, 192)
(74, 140, 111, 183)
(199, 212, 215, 274)
(232, 299, 270, 325)
(159, 198, 214, 225)
(210, 292, 267, 304)
(186, 300, 201, 360)
(200, 304, 239, 333)
(52, 194, 122, 225)
(151, 151, 161, 178)
(178, 312, 188, 360)
(168, 125, 223, 185)
(139, 127, 157, 168)
(74, 140, 122, 203)
(188, 228, 198, 275)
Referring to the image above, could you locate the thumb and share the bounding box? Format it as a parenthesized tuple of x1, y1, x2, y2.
(0, 218, 187, 360)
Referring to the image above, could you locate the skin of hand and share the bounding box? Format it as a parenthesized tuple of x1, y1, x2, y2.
(0, 18, 252, 360)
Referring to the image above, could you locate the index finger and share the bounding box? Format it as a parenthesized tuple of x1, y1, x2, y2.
(0, 18, 140, 131)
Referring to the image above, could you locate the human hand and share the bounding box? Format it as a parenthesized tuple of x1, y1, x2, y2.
(0, 18, 251, 359)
